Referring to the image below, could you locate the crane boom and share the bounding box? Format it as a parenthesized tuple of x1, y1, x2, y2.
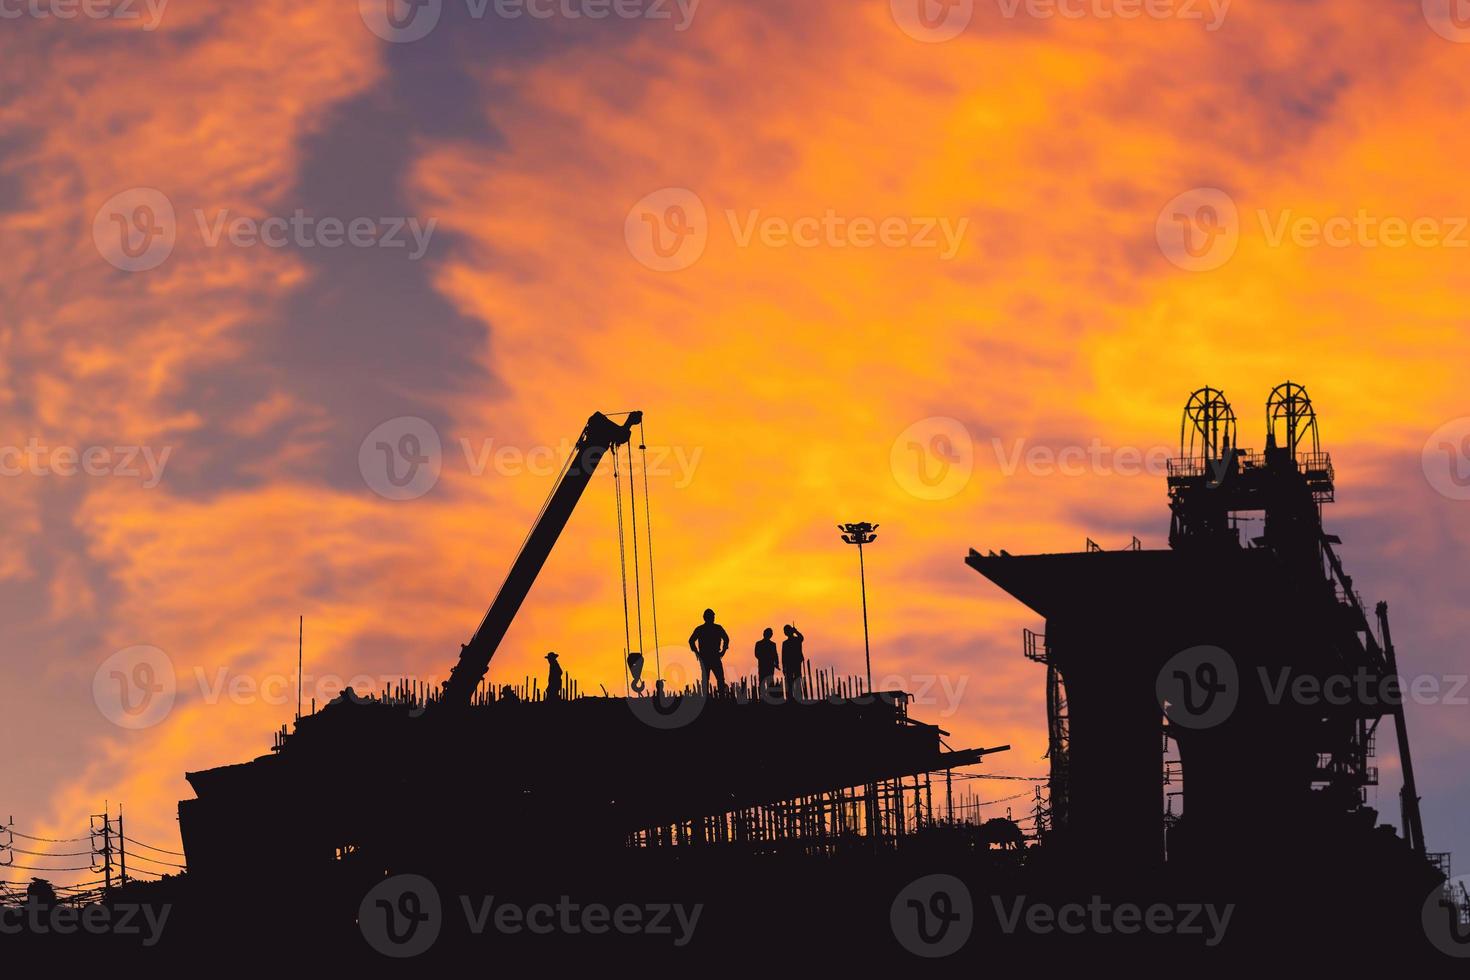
(1377, 601, 1426, 857)
(440, 410, 642, 708)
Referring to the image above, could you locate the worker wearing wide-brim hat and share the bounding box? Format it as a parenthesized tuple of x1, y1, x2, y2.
(545, 651, 564, 701)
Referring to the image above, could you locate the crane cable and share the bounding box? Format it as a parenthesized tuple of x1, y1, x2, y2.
(611, 443, 634, 693)
(639, 423, 662, 682)
(626, 435, 647, 673)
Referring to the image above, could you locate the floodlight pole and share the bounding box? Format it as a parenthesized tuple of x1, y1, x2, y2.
(838, 522, 879, 692)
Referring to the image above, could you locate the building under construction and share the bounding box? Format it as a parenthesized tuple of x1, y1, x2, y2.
(967, 383, 1460, 961)
(7, 391, 1465, 965)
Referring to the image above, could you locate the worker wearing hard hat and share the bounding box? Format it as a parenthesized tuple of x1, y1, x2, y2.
(688, 608, 730, 695)
(755, 628, 779, 698)
(781, 625, 805, 701)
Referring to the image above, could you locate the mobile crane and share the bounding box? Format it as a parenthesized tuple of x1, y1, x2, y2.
(440, 410, 642, 707)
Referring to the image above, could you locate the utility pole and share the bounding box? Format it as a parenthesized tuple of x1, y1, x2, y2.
(297, 615, 304, 723)
(118, 804, 127, 886)
(838, 522, 878, 692)
(92, 803, 113, 894)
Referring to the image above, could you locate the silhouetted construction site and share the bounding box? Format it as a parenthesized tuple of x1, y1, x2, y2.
(5, 388, 1467, 965)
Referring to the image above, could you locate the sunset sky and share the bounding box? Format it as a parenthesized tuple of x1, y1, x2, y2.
(2, 0, 1468, 884)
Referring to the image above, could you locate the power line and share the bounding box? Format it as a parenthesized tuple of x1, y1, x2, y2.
(122, 836, 185, 857)
(125, 852, 187, 870)
(5, 823, 184, 859)
(977, 790, 1033, 807)
(3, 863, 99, 872)
(8, 830, 89, 843)
(126, 867, 167, 879)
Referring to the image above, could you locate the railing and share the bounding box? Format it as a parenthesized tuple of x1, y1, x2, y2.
(1167, 450, 1253, 481)
(1023, 628, 1049, 664)
(1166, 449, 1332, 499)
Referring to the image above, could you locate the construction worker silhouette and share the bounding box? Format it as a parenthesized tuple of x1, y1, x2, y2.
(781, 625, 805, 700)
(688, 608, 730, 694)
(755, 628, 779, 695)
(545, 651, 563, 701)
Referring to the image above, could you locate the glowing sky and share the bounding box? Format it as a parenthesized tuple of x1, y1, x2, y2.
(1, 0, 1468, 881)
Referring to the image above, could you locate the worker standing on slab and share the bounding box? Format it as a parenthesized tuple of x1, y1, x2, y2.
(781, 625, 805, 701)
(545, 651, 563, 701)
(688, 608, 730, 695)
(755, 628, 779, 697)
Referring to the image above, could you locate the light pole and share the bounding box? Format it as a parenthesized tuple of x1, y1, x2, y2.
(838, 522, 878, 692)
